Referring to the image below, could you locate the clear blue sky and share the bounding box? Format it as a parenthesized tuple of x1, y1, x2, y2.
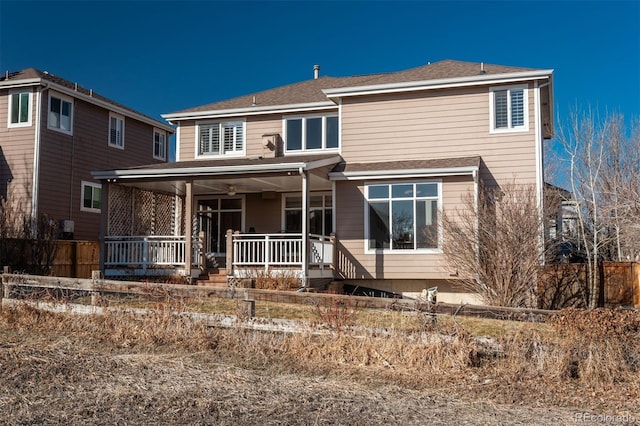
(1, 1, 639, 161)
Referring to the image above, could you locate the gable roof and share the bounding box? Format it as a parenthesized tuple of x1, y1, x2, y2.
(165, 60, 550, 118)
(0, 68, 174, 133)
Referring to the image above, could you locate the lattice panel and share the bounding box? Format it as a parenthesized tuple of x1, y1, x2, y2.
(154, 193, 178, 235)
(108, 185, 133, 235)
(108, 185, 183, 236)
(133, 190, 154, 235)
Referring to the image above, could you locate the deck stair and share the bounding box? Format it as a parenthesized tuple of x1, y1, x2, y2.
(196, 267, 229, 287)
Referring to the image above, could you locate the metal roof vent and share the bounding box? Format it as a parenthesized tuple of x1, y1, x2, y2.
(313, 64, 320, 79)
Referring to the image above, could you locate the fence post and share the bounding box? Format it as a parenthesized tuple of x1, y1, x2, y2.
(264, 235, 270, 273)
(2, 267, 13, 301)
(226, 229, 233, 276)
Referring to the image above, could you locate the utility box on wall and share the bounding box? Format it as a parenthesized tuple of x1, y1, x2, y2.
(60, 220, 74, 240)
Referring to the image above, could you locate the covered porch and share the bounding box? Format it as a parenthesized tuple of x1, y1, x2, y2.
(92, 154, 342, 286)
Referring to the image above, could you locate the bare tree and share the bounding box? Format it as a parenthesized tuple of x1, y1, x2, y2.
(442, 182, 545, 308)
(556, 110, 640, 308)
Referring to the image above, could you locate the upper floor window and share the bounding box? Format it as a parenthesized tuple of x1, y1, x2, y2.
(198, 120, 245, 157)
(48, 92, 73, 134)
(365, 181, 440, 252)
(490, 86, 528, 133)
(109, 113, 125, 149)
(81, 181, 101, 213)
(153, 129, 167, 160)
(8, 90, 32, 127)
(284, 115, 339, 152)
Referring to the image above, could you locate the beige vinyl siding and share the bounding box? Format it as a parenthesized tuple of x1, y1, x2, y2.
(245, 115, 282, 158)
(178, 120, 195, 161)
(340, 85, 536, 185)
(335, 176, 473, 280)
(177, 110, 339, 161)
(0, 88, 37, 216)
(37, 91, 165, 240)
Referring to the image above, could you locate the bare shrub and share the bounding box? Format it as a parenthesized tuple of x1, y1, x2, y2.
(442, 183, 545, 307)
(249, 268, 301, 290)
(548, 308, 640, 385)
(538, 264, 587, 309)
(0, 188, 58, 275)
(311, 298, 358, 330)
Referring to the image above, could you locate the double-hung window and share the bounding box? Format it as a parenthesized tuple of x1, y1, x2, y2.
(8, 90, 32, 127)
(81, 181, 101, 213)
(153, 129, 167, 160)
(109, 113, 125, 149)
(490, 85, 528, 133)
(284, 115, 339, 152)
(366, 181, 440, 251)
(198, 120, 245, 157)
(48, 92, 73, 134)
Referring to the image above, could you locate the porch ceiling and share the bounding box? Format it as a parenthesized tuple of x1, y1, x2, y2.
(93, 154, 341, 196)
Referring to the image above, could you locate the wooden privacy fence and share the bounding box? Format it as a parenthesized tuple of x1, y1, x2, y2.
(51, 240, 100, 279)
(540, 261, 640, 308)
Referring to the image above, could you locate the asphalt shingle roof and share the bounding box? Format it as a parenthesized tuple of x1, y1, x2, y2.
(172, 60, 539, 114)
(1, 68, 169, 127)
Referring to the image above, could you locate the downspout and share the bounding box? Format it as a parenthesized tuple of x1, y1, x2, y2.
(300, 166, 308, 288)
(31, 84, 45, 236)
(534, 80, 550, 264)
(473, 168, 480, 267)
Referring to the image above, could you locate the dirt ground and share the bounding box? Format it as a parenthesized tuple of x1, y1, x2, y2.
(0, 306, 638, 425)
(0, 342, 593, 425)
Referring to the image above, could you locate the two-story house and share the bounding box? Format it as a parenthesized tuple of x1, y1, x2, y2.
(92, 60, 554, 303)
(0, 68, 174, 240)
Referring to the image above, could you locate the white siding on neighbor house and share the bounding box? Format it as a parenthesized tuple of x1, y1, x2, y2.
(335, 176, 474, 281)
(339, 85, 537, 185)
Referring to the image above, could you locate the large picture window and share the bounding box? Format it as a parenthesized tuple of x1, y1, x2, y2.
(366, 182, 440, 251)
(48, 93, 73, 134)
(284, 115, 338, 152)
(8, 90, 32, 127)
(198, 120, 245, 157)
(490, 85, 528, 133)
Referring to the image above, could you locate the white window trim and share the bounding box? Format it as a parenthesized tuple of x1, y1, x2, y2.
(195, 119, 246, 158)
(108, 112, 125, 149)
(153, 128, 167, 160)
(81, 181, 102, 213)
(8, 89, 33, 128)
(47, 91, 74, 135)
(281, 191, 333, 234)
(363, 180, 443, 254)
(489, 85, 529, 134)
(282, 113, 340, 154)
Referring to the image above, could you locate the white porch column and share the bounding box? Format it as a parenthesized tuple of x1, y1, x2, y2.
(301, 169, 309, 287)
(184, 180, 193, 278)
(98, 181, 110, 273)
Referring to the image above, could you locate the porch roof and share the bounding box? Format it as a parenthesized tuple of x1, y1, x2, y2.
(328, 156, 481, 180)
(92, 154, 343, 195)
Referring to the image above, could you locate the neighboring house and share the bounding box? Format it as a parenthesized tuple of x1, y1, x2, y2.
(92, 60, 554, 303)
(0, 69, 174, 240)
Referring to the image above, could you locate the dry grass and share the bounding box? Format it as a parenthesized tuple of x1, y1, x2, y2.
(0, 302, 638, 424)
